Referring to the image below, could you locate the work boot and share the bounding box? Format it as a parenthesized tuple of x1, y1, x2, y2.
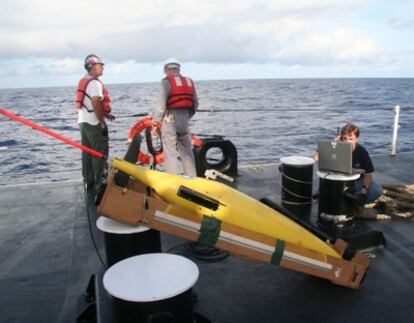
(356, 192, 368, 206)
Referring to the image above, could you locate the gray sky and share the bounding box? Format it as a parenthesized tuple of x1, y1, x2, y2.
(0, 0, 413, 88)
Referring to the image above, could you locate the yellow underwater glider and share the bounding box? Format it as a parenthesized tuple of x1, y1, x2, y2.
(98, 158, 369, 289)
(112, 158, 339, 258)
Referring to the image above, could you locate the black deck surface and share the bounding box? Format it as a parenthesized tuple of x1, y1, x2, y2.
(1, 153, 413, 322)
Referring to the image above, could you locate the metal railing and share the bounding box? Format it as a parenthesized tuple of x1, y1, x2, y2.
(391, 105, 400, 156)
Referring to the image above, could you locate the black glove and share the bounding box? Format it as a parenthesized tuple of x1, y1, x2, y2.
(189, 107, 195, 118)
(101, 127, 108, 137)
(104, 113, 116, 121)
(355, 192, 368, 206)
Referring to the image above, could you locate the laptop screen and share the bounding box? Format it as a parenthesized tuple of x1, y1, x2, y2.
(318, 140, 353, 174)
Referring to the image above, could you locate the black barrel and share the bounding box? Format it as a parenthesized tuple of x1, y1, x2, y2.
(96, 216, 161, 267)
(279, 156, 315, 217)
(317, 171, 360, 229)
(193, 138, 237, 177)
(113, 289, 194, 323)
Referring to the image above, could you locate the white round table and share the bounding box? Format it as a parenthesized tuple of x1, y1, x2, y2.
(103, 253, 199, 302)
(103, 253, 199, 323)
(316, 170, 360, 181)
(280, 156, 315, 166)
(96, 216, 149, 234)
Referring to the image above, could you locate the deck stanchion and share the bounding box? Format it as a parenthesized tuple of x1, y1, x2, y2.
(391, 105, 400, 156)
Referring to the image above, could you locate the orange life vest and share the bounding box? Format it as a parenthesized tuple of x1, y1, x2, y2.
(166, 75, 195, 110)
(75, 77, 111, 113)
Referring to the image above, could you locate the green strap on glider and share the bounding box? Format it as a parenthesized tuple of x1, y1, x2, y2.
(197, 216, 221, 246)
(271, 239, 285, 265)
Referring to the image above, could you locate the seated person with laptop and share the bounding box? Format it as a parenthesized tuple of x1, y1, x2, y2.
(315, 123, 383, 204)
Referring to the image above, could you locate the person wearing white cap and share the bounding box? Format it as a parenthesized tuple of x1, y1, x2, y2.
(152, 57, 198, 176)
(75, 54, 115, 194)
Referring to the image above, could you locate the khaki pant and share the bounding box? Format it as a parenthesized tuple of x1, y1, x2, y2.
(161, 110, 196, 177)
(79, 123, 108, 191)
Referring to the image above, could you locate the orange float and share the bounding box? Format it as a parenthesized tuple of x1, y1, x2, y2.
(128, 116, 201, 166)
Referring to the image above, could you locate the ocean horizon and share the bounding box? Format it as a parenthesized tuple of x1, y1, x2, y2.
(1, 78, 413, 185)
(1, 76, 414, 91)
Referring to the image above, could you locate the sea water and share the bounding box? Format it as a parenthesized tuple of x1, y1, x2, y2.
(0, 78, 413, 185)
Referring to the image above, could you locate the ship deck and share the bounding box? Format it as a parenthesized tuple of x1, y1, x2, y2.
(1, 153, 413, 322)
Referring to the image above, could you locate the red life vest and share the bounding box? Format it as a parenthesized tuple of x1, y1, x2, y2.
(166, 75, 195, 110)
(75, 77, 111, 113)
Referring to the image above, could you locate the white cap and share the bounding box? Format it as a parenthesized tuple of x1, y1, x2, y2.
(164, 57, 181, 69)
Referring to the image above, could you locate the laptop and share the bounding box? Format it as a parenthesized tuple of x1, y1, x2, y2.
(318, 140, 355, 175)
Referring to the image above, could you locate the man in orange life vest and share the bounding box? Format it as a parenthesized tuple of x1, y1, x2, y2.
(75, 54, 115, 193)
(152, 57, 198, 176)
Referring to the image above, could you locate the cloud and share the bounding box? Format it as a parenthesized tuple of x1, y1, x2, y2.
(1, 0, 413, 87)
(275, 27, 381, 66)
(0, 0, 377, 66)
(45, 58, 82, 75)
(388, 17, 414, 29)
(0, 58, 82, 77)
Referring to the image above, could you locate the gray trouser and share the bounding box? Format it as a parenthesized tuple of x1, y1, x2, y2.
(79, 123, 109, 191)
(161, 109, 196, 177)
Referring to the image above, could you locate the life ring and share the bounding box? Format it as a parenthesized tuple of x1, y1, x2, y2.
(128, 116, 163, 165)
(128, 116, 202, 166)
